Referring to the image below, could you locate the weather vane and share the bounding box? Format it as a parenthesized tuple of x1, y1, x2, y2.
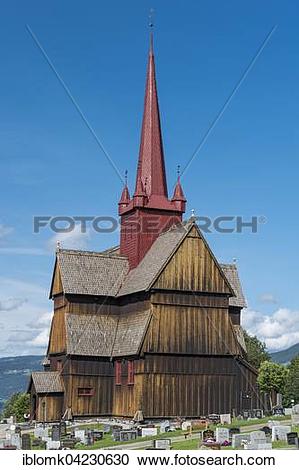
(177, 164, 181, 178)
(149, 8, 154, 28)
(125, 169, 128, 186)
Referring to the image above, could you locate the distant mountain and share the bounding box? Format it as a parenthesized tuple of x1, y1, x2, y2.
(0, 355, 43, 412)
(271, 343, 299, 364)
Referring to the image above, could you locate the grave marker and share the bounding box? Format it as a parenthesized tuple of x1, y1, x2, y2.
(215, 427, 229, 444)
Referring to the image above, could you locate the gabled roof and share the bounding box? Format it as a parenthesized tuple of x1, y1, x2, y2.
(50, 249, 129, 298)
(49, 222, 246, 307)
(221, 264, 247, 308)
(29, 371, 64, 394)
(118, 221, 234, 298)
(118, 223, 189, 297)
(65, 310, 151, 357)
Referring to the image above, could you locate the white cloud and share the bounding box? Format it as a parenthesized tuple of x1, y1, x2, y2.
(242, 307, 299, 352)
(0, 297, 27, 312)
(0, 278, 50, 357)
(0, 224, 13, 240)
(48, 223, 91, 251)
(259, 293, 278, 304)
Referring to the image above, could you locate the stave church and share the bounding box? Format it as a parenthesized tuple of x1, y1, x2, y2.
(28, 33, 265, 422)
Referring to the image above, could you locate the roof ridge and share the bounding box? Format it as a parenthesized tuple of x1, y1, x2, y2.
(58, 249, 127, 260)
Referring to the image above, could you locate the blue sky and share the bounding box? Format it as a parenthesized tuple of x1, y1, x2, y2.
(0, 0, 299, 356)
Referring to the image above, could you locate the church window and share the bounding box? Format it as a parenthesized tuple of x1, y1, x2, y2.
(78, 387, 94, 396)
(115, 361, 122, 385)
(127, 360, 134, 385)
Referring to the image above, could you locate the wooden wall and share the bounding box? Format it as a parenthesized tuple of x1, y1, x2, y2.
(154, 227, 232, 295)
(112, 359, 144, 417)
(62, 358, 114, 417)
(143, 303, 241, 356)
(141, 354, 238, 417)
(30, 389, 63, 422)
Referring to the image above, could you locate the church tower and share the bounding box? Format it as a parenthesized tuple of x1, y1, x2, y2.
(119, 33, 186, 269)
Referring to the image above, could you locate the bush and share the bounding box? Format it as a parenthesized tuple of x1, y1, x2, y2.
(1, 392, 30, 422)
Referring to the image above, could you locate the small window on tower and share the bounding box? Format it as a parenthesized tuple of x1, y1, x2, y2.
(127, 360, 134, 385)
(56, 360, 62, 371)
(115, 361, 122, 385)
(78, 388, 94, 397)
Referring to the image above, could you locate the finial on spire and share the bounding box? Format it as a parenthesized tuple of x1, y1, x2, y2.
(56, 240, 61, 252)
(125, 169, 128, 186)
(177, 164, 181, 179)
(149, 8, 154, 53)
(149, 8, 154, 28)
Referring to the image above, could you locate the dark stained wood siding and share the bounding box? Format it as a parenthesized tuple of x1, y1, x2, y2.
(143, 303, 241, 356)
(153, 227, 232, 294)
(62, 358, 114, 417)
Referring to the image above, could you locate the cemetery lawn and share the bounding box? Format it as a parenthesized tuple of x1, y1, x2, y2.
(75, 429, 184, 450)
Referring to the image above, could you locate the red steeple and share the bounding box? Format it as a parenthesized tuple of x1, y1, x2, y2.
(134, 32, 168, 199)
(119, 32, 187, 269)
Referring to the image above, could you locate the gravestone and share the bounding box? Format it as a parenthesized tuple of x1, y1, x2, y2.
(34, 426, 49, 439)
(253, 409, 263, 419)
(92, 431, 103, 441)
(60, 422, 67, 437)
(208, 414, 220, 424)
(141, 427, 158, 437)
(272, 425, 291, 442)
(276, 393, 283, 407)
(232, 433, 250, 449)
(74, 429, 87, 444)
(154, 439, 171, 450)
(229, 428, 240, 438)
(181, 421, 192, 431)
(10, 433, 21, 449)
(272, 406, 284, 416)
(284, 408, 292, 416)
(21, 434, 31, 450)
(261, 426, 271, 436)
(292, 405, 299, 425)
(61, 438, 77, 449)
(46, 440, 60, 450)
(250, 431, 267, 447)
(52, 425, 61, 442)
(242, 410, 250, 419)
(86, 430, 94, 446)
(112, 430, 121, 441)
(287, 432, 298, 445)
(103, 424, 111, 433)
(244, 442, 272, 450)
(215, 427, 230, 444)
(203, 429, 215, 441)
(220, 414, 231, 425)
(160, 420, 170, 433)
(120, 430, 138, 441)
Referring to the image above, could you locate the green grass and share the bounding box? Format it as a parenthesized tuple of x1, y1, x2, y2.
(75, 429, 184, 450)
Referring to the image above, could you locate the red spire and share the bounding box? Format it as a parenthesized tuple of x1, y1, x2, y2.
(118, 170, 130, 210)
(118, 185, 130, 205)
(172, 167, 186, 212)
(134, 32, 168, 198)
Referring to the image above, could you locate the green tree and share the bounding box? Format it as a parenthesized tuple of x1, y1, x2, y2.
(1, 392, 30, 422)
(243, 330, 271, 369)
(257, 361, 288, 408)
(284, 355, 299, 406)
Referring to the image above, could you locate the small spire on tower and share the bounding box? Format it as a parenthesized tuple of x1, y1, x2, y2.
(118, 170, 130, 209)
(172, 164, 186, 212)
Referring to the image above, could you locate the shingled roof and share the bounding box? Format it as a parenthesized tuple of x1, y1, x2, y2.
(29, 371, 64, 394)
(221, 264, 247, 308)
(65, 310, 151, 357)
(54, 250, 129, 297)
(50, 222, 246, 307)
(117, 223, 189, 297)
